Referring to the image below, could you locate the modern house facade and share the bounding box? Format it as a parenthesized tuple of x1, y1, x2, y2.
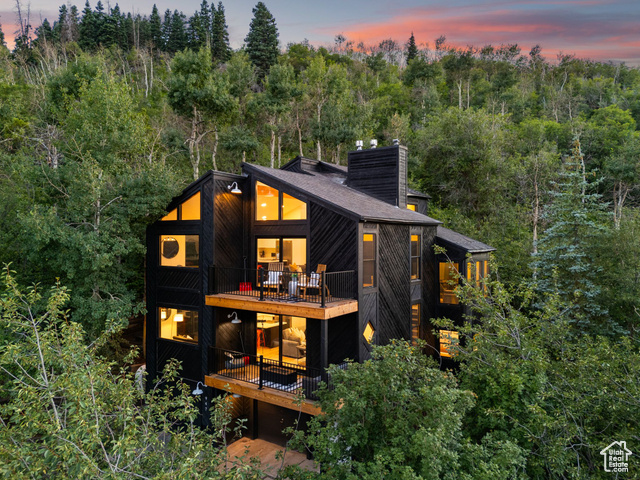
(145, 142, 493, 441)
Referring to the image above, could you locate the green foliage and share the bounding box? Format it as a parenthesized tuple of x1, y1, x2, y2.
(448, 267, 640, 479)
(406, 32, 418, 63)
(211, 1, 232, 63)
(0, 268, 263, 479)
(244, 2, 280, 80)
(284, 341, 525, 479)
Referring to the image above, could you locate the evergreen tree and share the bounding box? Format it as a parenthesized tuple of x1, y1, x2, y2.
(33, 18, 53, 49)
(52, 4, 68, 43)
(78, 0, 97, 50)
(211, 1, 231, 63)
(532, 139, 610, 332)
(406, 31, 418, 62)
(0, 23, 4, 48)
(244, 2, 279, 80)
(166, 10, 188, 53)
(149, 5, 162, 49)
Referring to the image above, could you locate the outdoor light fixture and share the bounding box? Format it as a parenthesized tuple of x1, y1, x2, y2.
(232, 393, 241, 399)
(173, 313, 184, 322)
(192, 381, 204, 396)
(228, 312, 241, 324)
(355, 140, 363, 150)
(370, 139, 378, 148)
(227, 182, 242, 194)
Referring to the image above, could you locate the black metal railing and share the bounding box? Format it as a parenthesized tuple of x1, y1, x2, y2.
(208, 266, 356, 307)
(208, 347, 327, 401)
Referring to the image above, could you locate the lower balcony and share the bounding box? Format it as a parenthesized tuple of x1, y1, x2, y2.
(206, 266, 358, 320)
(206, 347, 326, 416)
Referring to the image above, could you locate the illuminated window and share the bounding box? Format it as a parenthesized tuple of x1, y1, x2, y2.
(159, 307, 198, 343)
(160, 192, 200, 221)
(282, 193, 307, 220)
(363, 233, 377, 288)
(407, 204, 416, 211)
(439, 262, 459, 304)
(411, 304, 420, 343)
(411, 234, 420, 280)
(439, 330, 459, 357)
(466, 259, 489, 291)
(161, 208, 177, 221)
(363, 322, 375, 343)
(159, 235, 199, 267)
(256, 181, 279, 221)
(257, 237, 306, 270)
(181, 192, 201, 220)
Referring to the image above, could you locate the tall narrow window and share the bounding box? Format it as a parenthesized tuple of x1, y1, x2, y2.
(466, 259, 489, 291)
(411, 234, 421, 280)
(363, 233, 377, 288)
(411, 304, 421, 344)
(439, 262, 459, 304)
(181, 192, 201, 220)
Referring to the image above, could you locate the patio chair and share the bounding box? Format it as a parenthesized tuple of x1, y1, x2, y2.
(261, 262, 283, 293)
(299, 264, 330, 298)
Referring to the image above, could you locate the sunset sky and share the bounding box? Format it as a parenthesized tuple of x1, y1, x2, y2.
(1, 0, 639, 64)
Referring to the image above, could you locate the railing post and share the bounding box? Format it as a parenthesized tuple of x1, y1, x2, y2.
(321, 271, 326, 307)
(259, 268, 264, 301)
(209, 265, 217, 295)
(258, 355, 264, 389)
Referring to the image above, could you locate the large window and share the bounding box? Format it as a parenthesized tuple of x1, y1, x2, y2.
(411, 234, 421, 280)
(257, 237, 307, 271)
(363, 233, 377, 288)
(439, 262, 459, 304)
(159, 307, 198, 343)
(256, 181, 307, 221)
(159, 235, 199, 267)
(257, 313, 307, 365)
(161, 192, 201, 221)
(407, 204, 417, 211)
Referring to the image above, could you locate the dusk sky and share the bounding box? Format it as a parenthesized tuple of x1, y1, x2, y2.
(2, 0, 639, 64)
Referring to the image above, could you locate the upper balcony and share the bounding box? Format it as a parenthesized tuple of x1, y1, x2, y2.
(206, 266, 358, 320)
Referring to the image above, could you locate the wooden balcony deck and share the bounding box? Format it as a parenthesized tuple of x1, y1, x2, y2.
(205, 373, 323, 416)
(205, 292, 358, 320)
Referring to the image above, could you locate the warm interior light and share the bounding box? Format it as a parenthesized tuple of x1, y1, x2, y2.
(174, 313, 184, 322)
(261, 216, 267, 220)
(160, 309, 167, 320)
(261, 203, 267, 207)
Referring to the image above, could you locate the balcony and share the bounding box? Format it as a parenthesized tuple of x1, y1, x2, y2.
(206, 266, 358, 320)
(206, 347, 327, 415)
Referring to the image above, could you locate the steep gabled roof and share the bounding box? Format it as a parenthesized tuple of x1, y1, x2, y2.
(436, 226, 495, 253)
(243, 163, 440, 225)
(408, 187, 431, 200)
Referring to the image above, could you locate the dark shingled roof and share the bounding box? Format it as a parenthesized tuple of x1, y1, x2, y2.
(244, 163, 440, 225)
(436, 226, 495, 253)
(407, 187, 431, 199)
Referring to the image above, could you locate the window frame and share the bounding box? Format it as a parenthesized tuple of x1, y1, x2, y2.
(410, 233, 421, 281)
(362, 232, 377, 288)
(255, 180, 307, 223)
(161, 191, 201, 222)
(158, 307, 199, 344)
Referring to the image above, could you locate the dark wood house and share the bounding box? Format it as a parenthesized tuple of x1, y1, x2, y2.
(145, 142, 494, 441)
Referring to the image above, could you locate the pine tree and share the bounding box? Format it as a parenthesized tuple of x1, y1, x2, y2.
(166, 10, 188, 53)
(33, 18, 53, 48)
(244, 2, 279, 80)
(406, 32, 418, 62)
(211, 1, 231, 63)
(0, 22, 5, 48)
(79, 0, 97, 50)
(149, 5, 162, 49)
(531, 139, 610, 332)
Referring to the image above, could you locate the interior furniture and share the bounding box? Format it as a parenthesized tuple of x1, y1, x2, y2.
(263, 365, 297, 385)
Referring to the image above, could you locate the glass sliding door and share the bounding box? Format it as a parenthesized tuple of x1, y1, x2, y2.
(256, 237, 306, 272)
(256, 312, 307, 366)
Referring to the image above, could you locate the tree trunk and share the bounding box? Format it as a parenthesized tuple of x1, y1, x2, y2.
(212, 127, 218, 171)
(316, 103, 322, 161)
(457, 80, 463, 109)
(189, 107, 199, 180)
(270, 127, 275, 168)
(277, 134, 282, 168)
(296, 108, 303, 156)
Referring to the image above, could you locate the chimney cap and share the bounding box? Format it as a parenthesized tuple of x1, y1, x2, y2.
(393, 138, 400, 146)
(355, 140, 363, 150)
(370, 139, 378, 148)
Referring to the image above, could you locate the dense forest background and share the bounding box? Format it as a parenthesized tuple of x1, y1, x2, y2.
(0, 1, 639, 478)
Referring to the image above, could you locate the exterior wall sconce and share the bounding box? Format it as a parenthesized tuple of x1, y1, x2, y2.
(192, 381, 204, 396)
(228, 311, 241, 324)
(173, 313, 184, 322)
(227, 182, 242, 194)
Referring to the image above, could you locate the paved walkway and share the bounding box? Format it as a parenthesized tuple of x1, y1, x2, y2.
(226, 437, 318, 479)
